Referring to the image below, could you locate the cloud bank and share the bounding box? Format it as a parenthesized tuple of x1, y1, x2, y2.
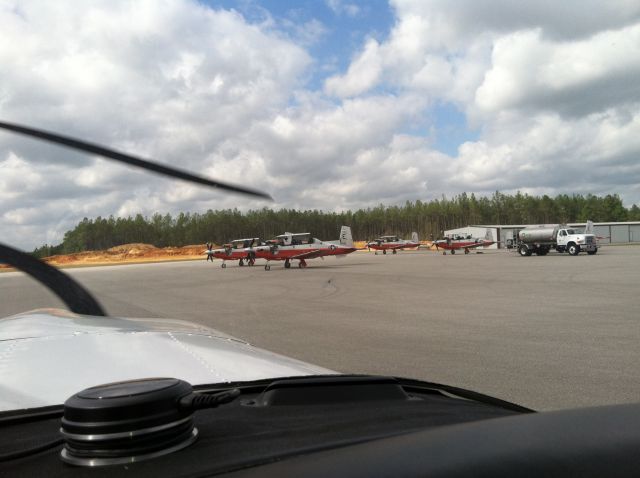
(1, 0, 639, 248)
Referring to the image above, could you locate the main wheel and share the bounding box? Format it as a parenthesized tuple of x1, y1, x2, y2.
(518, 244, 531, 257)
(264, 264, 271, 271)
(383, 250, 387, 255)
(568, 243, 580, 256)
(392, 249, 397, 254)
(451, 249, 456, 255)
(284, 259, 291, 269)
(239, 259, 244, 266)
(221, 262, 226, 268)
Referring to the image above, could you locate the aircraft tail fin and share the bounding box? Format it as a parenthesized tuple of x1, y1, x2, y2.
(340, 226, 354, 247)
(411, 232, 419, 243)
(484, 229, 494, 242)
(585, 220, 594, 234)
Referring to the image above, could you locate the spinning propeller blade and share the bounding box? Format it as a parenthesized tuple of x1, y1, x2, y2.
(0, 120, 272, 200)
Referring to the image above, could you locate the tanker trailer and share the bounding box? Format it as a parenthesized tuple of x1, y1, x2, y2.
(517, 226, 597, 256)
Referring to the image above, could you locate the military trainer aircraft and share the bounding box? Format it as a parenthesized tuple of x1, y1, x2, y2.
(434, 229, 496, 255)
(208, 237, 265, 268)
(256, 226, 356, 270)
(367, 232, 420, 254)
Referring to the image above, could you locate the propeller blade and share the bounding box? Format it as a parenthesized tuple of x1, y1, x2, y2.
(0, 120, 272, 200)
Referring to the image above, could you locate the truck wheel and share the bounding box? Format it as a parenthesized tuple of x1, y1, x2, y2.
(587, 248, 598, 255)
(518, 245, 531, 257)
(567, 243, 580, 256)
(537, 249, 548, 256)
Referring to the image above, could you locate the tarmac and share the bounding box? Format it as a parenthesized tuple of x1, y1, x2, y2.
(1, 246, 639, 411)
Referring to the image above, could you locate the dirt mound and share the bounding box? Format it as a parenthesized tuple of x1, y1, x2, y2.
(107, 243, 159, 255)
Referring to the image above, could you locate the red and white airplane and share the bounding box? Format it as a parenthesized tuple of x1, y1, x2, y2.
(367, 232, 420, 254)
(434, 229, 496, 255)
(207, 237, 265, 268)
(256, 226, 356, 270)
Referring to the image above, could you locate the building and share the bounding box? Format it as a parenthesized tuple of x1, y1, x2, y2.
(444, 222, 640, 248)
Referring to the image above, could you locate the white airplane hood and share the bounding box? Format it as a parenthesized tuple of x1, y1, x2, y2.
(0, 309, 335, 412)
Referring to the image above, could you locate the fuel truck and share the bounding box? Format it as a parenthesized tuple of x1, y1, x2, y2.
(516, 225, 597, 256)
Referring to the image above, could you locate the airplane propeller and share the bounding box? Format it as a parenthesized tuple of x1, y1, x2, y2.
(0, 120, 272, 200)
(0, 120, 275, 317)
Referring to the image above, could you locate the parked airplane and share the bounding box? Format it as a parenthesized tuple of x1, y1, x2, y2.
(256, 226, 356, 270)
(367, 232, 420, 254)
(435, 229, 496, 255)
(208, 237, 265, 268)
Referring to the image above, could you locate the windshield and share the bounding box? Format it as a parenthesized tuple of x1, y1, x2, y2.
(1, 1, 639, 414)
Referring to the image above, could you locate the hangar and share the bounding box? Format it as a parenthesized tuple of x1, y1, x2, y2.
(444, 222, 640, 249)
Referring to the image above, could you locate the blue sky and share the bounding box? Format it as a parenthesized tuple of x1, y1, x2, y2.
(208, 0, 477, 155)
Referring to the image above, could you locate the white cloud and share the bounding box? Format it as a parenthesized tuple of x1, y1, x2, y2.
(475, 25, 640, 116)
(1, 0, 640, 251)
(325, 39, 383, 97)
(326, 0, 361, 18)
(0, 0, 310, 248)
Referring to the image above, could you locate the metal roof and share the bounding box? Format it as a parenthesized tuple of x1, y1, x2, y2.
(472, 221, 640, 228)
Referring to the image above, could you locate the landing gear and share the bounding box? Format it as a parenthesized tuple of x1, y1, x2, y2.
(442, 251, 447, 255)
(464, 248, 469, 255)
(247, 251, 256, 266)
(298, 259, 308, 268)
(284, 259, 291, 269)
(239, 259, 244, 266)
(221, 262, 227, 268)
(264, 264, 271, 271)
(392, 249, 397, 254)
(451, 249, 456, 255)
(383, 250, 387, 255)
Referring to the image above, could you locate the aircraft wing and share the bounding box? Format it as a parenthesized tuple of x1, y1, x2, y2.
(461, 242, 486, 249)
(289, 249, 324, 259)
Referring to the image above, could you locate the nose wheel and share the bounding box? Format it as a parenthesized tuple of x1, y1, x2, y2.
(264, 264, 271, 271)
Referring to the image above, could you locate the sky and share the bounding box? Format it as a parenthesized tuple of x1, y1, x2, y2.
(1, 0, 640, 249)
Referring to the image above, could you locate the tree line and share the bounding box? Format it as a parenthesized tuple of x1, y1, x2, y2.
(32, 192, 640, 257)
